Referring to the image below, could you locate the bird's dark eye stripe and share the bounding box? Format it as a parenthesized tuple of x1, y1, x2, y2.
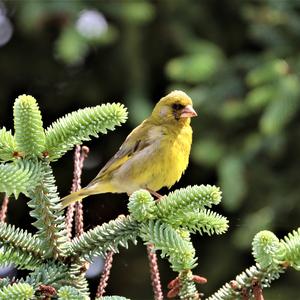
(172, 103, 184, 110)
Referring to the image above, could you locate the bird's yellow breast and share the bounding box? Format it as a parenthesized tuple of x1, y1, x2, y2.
(152, 124, 192, 189)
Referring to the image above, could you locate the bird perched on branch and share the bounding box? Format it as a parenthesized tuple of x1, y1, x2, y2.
(61, 90, 197, 208)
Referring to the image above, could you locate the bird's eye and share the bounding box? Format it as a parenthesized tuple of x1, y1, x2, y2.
(172, 103, 184, 110)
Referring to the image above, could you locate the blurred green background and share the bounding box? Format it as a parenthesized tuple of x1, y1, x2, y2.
(0, 0, 299, 299)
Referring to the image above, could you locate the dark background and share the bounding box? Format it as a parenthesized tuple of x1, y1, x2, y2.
(0, 0, 299, 299)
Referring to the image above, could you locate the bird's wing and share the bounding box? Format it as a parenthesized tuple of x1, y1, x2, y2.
(87, 120, 153, 185)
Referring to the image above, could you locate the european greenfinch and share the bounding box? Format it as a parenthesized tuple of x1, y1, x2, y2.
(61, 90, 197, 208)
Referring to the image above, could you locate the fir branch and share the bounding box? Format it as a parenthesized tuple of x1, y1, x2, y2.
(140, 220, 197, 272)
(0, 128, 16, 162)
(155, 185, 222, 222)
(0, 245, 41, 270)
(252, 228, 300, 271)
(45, 103, 128, 161)
(175, 209, 229, 236)
(28, 163, 68, 258)
(252, 230, 283, 269)
(68, 259, 90, 296)
(0, 278, 11, 289)
(57, 286, 86, 300)
(13, 95, 45, 157)
(0, 282, 34, 300)
(0, 222, 43, 269)
(208, 228, 300, 299)
(206, 263, 283, 300)
(128, 190, 156, 222)
(279, 228, 300, 270)
(178, 270, 199, 300)
(25, 263, 69, 289)
(0, 160, 43, 198)
(68, 215, 139, 260)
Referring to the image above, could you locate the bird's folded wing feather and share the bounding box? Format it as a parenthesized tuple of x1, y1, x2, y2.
(87, 120, 152, 186)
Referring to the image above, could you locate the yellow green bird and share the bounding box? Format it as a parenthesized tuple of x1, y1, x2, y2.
(61, 90, 197, 208)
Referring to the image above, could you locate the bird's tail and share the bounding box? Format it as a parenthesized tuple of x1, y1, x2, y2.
(60, 189, 89, 209)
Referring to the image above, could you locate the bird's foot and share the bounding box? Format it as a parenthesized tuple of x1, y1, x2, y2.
(146, 189, 163, 201)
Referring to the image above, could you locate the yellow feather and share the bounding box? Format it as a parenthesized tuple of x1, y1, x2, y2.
(60, 90, 196, 208)
(61, 190, 85, 208)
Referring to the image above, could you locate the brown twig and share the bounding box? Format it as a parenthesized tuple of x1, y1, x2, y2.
(0, 194, 9, 223)
(75, 201, 84, 237)
(147, 244, 164, 300)
(96, 251, 114, 298)
(65, 145, 89, 240)
(241, 287, 250, 300)
(65, 146, 81, 240)
(75, 146, 89, 237)
(252, 280, 264, 300)
(66, 203, 75, 241)
(38, 284, 57, 297)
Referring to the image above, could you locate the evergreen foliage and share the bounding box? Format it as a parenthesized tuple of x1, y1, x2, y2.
(176, 209, 228, 236)
(279, 228, 300, 271)
(252, 230, 282, 269)
(208, 228, 300, 300)
(0, 160, 43, 198)
(13, 95, 45, 158)
(0, 128, 16, 162)
(127, 190, 156, 222)
(0, 222, 43, 269)
(155, 185, 222, 221)
(45, 103, 128, 161)
(24, 263, 69, 288)
(68, 215, 139, 260)
(0, 94, 298, 299)
(178, 270, 199, 300)
(57, 286, 86, 300)
(28, 163, 68, 258)
(0, 283, 34, 300)
(140, 220, 197, 272)
(67, 259, 90, 296)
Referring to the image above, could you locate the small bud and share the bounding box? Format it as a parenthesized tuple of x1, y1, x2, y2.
(192, 275, 207, 284)
(167, 277, 179, 289)
(230, 280, 240, 290)
(167, 286, 180, 298)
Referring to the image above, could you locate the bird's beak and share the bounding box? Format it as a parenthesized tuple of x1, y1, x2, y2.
(180, 105, 197, 118)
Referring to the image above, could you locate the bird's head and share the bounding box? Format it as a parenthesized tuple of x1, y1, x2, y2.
(151, 90, 197, 125)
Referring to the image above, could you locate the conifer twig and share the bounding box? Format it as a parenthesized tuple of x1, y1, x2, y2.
(147, 244, 163, 300)
(75, 201, 84, 237)
(0, 194, 9, 223)
(242, 288, 250, 300)
(28, 164, 68, 258)
(252, 280, 264, 300)
(96, 251, 114, 298)
(65, 146, 81, 240)
(75, 145, 89, 237)
(66, 203, 75, 241)
(66, 145, 89, 239)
